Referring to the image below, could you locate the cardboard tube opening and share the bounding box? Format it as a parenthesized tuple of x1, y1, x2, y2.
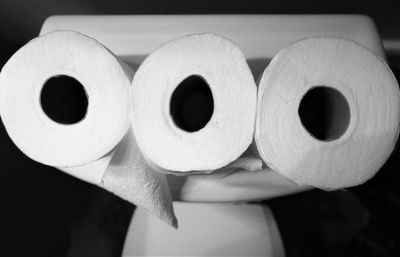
(298, 86, 350, 141)
(40, 75, 88, 125)
(170, 75, 214, 132)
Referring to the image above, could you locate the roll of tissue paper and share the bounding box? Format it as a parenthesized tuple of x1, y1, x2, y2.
(131, 33, 257, 173)
(0, 30, 176, 226)
(255, 37, 400, 189)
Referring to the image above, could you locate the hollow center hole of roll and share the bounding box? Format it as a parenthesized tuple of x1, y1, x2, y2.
(298, 86, 350, 141)
(170, 75, 214, 132)
(40, 75, 88, 125)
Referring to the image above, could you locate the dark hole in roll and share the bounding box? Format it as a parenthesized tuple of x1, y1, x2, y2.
(298, 86, 350, 141)
(170, 75, 214, 132)
(40, 75, 88, 125)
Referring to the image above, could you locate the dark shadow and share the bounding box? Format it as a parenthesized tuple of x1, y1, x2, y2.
(247, 58, 272, 81)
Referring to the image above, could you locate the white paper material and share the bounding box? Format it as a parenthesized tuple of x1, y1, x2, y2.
(255, 37, 400, 189)
(60, 154, 114, 185)
(131, 33, 257, 173)
(0, 30, 131, 168)
(102, 128, 177, 227)
(0, 30, 176, 226)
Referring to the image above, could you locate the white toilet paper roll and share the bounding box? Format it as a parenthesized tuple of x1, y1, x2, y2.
(131, 33, 257, 173)
(255, 37, 400, 189)
(0, 30, 131, 168)
(0, 30, 176, 226)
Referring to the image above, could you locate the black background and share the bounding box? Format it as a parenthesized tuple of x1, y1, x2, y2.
(1, 1, 400, 256)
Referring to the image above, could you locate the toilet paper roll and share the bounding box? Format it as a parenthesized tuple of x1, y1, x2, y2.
(0, 30, 176, 226)
(131, 33, 257, 173)
(0, 30, 131, 169)
(255, 37, 400, 189)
